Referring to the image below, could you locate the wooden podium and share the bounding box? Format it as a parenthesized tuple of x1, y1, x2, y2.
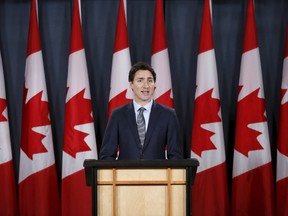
(84, 159, 199, 216)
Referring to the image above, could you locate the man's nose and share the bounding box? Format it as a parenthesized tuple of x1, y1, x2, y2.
(143, 80, 149, 87)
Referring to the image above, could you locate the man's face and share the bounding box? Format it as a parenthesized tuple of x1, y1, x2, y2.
(130, 69, 156, 106)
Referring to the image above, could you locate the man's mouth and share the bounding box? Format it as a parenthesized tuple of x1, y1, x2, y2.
(141, 90, 149, 96)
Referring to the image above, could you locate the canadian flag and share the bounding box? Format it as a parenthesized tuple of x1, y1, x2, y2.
(18, 0, 61, 215)
(108, 0, 132, 119)
(276, 23, 288, 216)
(232, 0, 274, 215)
(62, 0, 98, 215)
(0, 51, 18, 215)
(190, 0, 229, 215)
(151, 0, 174, 108)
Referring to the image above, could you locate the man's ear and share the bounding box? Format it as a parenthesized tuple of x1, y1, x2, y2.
(129, 82, 134, 91)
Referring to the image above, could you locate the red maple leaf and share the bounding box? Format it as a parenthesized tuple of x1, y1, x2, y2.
(108, 90, 131, 119)
(21, 88, 50, 160)
(63, 88, 93, 158)
(191, 88, 221, 157)
(234, 87, 266, 157)
(278, 89, 288, 157)
(0, 98, 8, 122)
(155, 89, 174, 108)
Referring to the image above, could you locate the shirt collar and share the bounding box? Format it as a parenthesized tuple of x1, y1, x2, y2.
(133, 100, 153, 112)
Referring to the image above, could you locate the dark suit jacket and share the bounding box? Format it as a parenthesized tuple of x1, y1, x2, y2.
(99, 101, 183, 160)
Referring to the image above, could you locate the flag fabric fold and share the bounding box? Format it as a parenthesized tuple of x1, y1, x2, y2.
(151, 0, 174, 108)
(276, 22, 288, 216)
(62, 0, 98, 215)
(232, 0, 274, 215)
(0, 50, 18, 216)
(190, 0, 229, 215)
(18, 0, 61, 215)
(108, 0, 132, 119)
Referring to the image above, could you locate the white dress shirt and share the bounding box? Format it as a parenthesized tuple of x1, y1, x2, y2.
(133, 100, 153, 131)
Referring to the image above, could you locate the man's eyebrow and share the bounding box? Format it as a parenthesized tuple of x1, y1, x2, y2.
(135, 77, 153, 80)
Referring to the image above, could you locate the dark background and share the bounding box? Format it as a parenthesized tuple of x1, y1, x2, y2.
(0, 0, 287, 189)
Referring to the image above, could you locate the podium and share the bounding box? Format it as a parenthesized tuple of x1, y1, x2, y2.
(84, 159, 199, 216)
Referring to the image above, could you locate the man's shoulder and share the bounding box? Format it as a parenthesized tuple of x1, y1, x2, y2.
(153, 102, 176, 114)
(111, 102, 133, 114)
(153, 101, 174, 111)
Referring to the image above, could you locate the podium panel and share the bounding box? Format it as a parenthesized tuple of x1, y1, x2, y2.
(116, 185, 167, 215)
(97, 168, 186, 216)
(84, 159, 199, 216)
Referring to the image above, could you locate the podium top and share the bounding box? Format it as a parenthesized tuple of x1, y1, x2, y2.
(84, 159, 199, 216)
(83, 158, 199, 169)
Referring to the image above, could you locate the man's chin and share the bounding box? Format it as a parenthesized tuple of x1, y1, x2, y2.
(141, 97, 152, 102)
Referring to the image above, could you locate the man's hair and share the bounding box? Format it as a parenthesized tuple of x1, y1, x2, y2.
(128, 62, 156, 82)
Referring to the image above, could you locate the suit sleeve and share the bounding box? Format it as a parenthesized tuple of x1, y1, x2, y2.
(99, 111, 118, 160)
(167, 109, 183, 159)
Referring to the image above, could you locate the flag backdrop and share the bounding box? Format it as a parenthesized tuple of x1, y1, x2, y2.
(61, 0, 98, 215)
(18, 0, 61, 215)
(276, 23, 288, 216)
(0, 1, 286, 215)
(0, 50, 18, 215)
(108, 0, 132, 120)
(232, 0, 275, 215)
(151, 0, 174, 108)
(190, 0, 229, 215)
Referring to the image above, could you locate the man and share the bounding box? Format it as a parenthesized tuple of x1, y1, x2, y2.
(100, 62, 183, 160)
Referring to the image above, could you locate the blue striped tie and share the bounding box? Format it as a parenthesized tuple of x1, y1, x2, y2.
(137, 107, 146, 146)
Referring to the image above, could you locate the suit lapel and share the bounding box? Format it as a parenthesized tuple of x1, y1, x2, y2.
(125, 102, 141, 148)
(144, 102, 161, 148)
